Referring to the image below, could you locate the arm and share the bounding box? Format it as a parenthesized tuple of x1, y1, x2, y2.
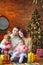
(21, 45, 28, 53)
(28, 38, 33, 52)
(0, 39, 6, 48)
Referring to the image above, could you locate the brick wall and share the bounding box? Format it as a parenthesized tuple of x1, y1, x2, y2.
(0, 0, 43, 41)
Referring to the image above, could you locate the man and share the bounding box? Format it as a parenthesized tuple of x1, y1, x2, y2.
(9, 26, 20, 49)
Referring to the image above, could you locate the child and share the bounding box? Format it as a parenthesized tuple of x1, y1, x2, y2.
(0, 34, 12, 53)
(10, 39, 28, 63)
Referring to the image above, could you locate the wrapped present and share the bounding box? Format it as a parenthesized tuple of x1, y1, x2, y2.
(0, 54, 10, 64)
(0, 54, 4, 65)
(28, 52, 35, 63)
(36, 48, 40, 57)
(36, 48, 43, 57)
(40, 49, 43, 57)
(2, 54, 10, 64)
(0, 57, 3, 65)
(1, 54, 4, 60)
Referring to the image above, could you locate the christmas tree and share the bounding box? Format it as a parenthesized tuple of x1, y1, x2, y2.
(27, 9, 43, 53)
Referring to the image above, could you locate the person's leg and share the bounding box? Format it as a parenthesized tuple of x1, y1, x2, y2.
(0, 48, 2, 54)
(0, 44, 5, 54)
(10, 51, 18, 61)
(19, 53, 26, 63)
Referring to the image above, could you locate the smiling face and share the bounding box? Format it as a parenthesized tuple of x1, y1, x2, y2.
(12, 27, 19, 36)
(19, 29, 27, 38)
(19, 31, 24, 38)
(18, 39, 24, 46)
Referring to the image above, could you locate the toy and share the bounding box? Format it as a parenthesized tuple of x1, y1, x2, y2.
(28, 52, 35, 63)
(0, 55, 3, 65)
(2, 55, 10, 64)
(3, 34, 11, 51)
(0, 54, 10, 64)
(2, 50, 10, 64)
(33, 0, 38, 4)
(36, 48, 43, 57)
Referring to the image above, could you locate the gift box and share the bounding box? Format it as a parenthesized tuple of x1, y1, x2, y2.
(2, 54, 10, 64)
(36, 48, 43, 57)
(28, 52, 35, 63)
(40, 49, 43, 57)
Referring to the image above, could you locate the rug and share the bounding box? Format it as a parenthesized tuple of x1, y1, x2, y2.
(3, 62, 41, 65)
(10, 62, 41, 65)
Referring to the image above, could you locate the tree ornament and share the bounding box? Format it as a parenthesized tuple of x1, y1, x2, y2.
(38, 35, 41, 39)
(38, 31, 40, 34)
(31, 22, 34, 27)
(33, 38, 37, 43)
(34, 27, 36, 30)
(31, 27, 33, 30)
(36, 21, 39, 24)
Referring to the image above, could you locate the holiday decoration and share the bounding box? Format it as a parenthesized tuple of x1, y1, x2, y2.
(36, 48, 43, 57)
(0, 54, 4, 65)
(28, 52, 35, 63)
(0, 53, 10, 64)
(32, 0, 43, 5)
(2, 54, 10, 64)
(33, 0, 38, 4)
(0, 55, 3, 65)
(27, 9, 43, 53)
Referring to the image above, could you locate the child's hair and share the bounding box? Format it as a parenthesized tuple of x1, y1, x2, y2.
(4, 34, 11, 41)
(19, 39, 25, 45)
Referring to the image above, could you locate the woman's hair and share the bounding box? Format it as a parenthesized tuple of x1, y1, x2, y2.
(19, 29, 27, 37)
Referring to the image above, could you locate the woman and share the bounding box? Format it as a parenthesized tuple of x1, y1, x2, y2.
(19, 29, 33, 52)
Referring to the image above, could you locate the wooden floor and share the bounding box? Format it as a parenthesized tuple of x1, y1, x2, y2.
(21, 57, 43, 65)
(20, 57, 43, 65)
(35, 57, 43, 65)
(1, 57, 43, 65)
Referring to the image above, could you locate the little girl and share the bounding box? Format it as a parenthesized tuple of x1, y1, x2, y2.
(10, 39, 28, 63)
(0, 34, 12, 52)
